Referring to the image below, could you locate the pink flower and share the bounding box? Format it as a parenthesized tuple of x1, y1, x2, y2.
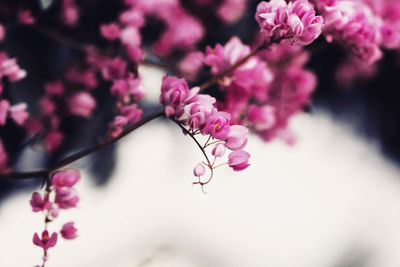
(55, 187, 79, 209)
(0, 24, 6, 42)
(211, 143, 226, 157)
(60, 222, 78, 240)
(51, 169, 80, 189)
(225, 125, 248, 150)
(0, 99, 10, 125)
(120, 104, 143, 124)
(160, 75, 198, 117)
(18, 9, 36, 25)
(108, 115, 129, 138)
(33, 230, 57, 250)
(30, 192, 51, 212)
(61, 0, 79, 26)
(193, 163, 206, 177)
(9, 103, 29, 126)
(44, 131, 64, 152)
(39, 97, 56, 115)
(178, 51, 204, 81)
(45, 81, 64, 96)
(0, 58, 27, 82)
(25, 118, 43, 136)
(68, 92, 96, 118)
(119, 9, 145, 27)
(101, 57, 127, 80)
(110, 79, 128, 97)
(120, 26, 141, 47)
(184, 95, 215, 130)
(217, 0, 249, 24)
(0, 139, 7, 172)
(228, 150, 250, 171)
(100, 23, 120, 40)
(247, 105, 276, 131)
(204, 111, 231, 140)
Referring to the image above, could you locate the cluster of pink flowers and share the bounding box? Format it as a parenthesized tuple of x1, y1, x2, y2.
(255, 0, 324, 45)
(201, 37, 316, 144)
(30, 169, 80, 266)
(160, 75, 250, 186)
(313, 0, 400, 64)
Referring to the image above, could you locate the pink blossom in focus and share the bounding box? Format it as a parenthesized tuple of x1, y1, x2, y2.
(225, 125, 248, 150)
(33, 230, 57, 250)
(203, 111, 231, 140)
(211, 143, 226, 157)
(228, 150, 250, 171)
(60, 222, 78, 240)
(68, 92, 96, 118)
(51, 169, 80, 189)
(160, 75, 193, 117)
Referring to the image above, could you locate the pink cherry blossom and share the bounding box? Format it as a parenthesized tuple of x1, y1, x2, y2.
(60, 222, 78, 240)
(203, 111, 231, 140)
(55, 187, 79, 209)
(30, 192, 51, 212)
(228, 150, 250, 171)
(9, 103, 29, 126)
(225, 125, 248, 151)
(68, 92, 96, 118)
(33, 230, 57, 250)
(51, 169, 80, 189)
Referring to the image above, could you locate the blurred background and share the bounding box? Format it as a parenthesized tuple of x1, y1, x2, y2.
(0, 0, 400, 266)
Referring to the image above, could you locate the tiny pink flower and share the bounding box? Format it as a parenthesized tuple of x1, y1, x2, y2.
(51, 169, 80, 188)
(193, 163, 206, 177)
(68, 92, 96, 118)
(204, 111, 231, 140)
(225, 125, 248, 151)
(228, 150, 250, 171)
(9, 103, 29, 126)
(211, 143, 226, 157)
(30, 192, 51, 212)
(60, 222, 78, 240)
(55, 187, 79, 209)
(100, 23, 120, 40)
(33, 230, 57, 250)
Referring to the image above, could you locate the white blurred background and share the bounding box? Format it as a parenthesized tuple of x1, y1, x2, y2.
(0, 67, 400, 267)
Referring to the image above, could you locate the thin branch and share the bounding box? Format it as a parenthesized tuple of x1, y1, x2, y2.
(0, 110, 165, 179)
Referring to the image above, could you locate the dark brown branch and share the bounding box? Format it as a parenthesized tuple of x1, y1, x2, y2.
(0, 110, 165, 179)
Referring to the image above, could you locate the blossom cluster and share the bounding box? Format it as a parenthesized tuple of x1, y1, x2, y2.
(313, 0, 400, 64)
(160, 75, 250, 186)
(255, 0, 324, 45)
(30, 169, 80, 265)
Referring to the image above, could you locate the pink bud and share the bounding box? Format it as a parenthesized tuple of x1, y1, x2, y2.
(228, 150, 250, 171)
(193, 163, 206, 177)
(68, 92, 96, 118)
(39, 97, 56, 115)
(18, 9, 36, 25)
(211, 143, 226, 157)
(60, 222, 78, 240)
(0, 99, 10, 125)
(45, 81, 64, 96)
(55, 187, 79, 209)
(51, 169, 80, 188)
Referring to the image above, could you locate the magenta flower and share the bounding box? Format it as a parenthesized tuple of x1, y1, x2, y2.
(44, 81, 64, 96)
(60, 222, 78, 240)
(120, 104, 143, 124)
(184, 95, 215, 130)
(211, 143, 226, 158)
(225, 125, 248, 151)
(9, 103, 29, 126)
(30, 192, 51, 212)
(0, 139, 8, 172)
(228, 150, 250, 171)
(39, 97, 56, 115)
(247, 105, 276, 131)
(18, 9, 36, 25)
(68, 92, 96, 118)
(204, 111, 231, 140)
(33, 230, 58, 250)
(55, 187, 79, 209)
(193, 163, 206, 177)
(51, 169, 80, 189)
(178, 51, 204, 81)
(100, 23, 120, 40)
